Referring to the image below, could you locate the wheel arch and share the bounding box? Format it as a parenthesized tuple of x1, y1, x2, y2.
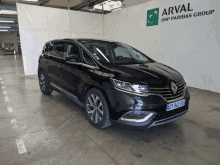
(82, 85, 113, 119)
(38, 67, 49, 81)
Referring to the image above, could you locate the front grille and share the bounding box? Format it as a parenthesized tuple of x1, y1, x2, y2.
(154, 103, 188, 121)
(150, 82, 186, 101)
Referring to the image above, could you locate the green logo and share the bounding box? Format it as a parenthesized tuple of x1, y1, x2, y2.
(147, 8, 159, 26)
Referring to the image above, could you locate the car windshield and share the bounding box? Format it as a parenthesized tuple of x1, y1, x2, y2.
(78, 40, 152, 65)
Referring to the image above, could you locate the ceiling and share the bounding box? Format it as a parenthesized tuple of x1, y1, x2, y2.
(0, 0, 150, 33)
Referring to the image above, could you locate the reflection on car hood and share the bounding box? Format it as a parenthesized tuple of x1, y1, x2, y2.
(109, 62, 183, 85)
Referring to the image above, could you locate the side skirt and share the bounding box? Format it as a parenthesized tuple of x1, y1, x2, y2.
(50, 82, 84, 108)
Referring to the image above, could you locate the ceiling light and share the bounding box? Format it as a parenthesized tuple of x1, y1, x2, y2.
(22, 0, 39, 2)
(94, 4, 111, 11)
(0, 30, 8, 31)
(0, 20, 14, 23)
(93, 0, 122, 11)
(0, 10, 17, 15)
(0, 26, 11, 28)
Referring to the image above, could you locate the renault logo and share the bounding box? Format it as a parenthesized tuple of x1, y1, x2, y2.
(171, 82, 177, 95)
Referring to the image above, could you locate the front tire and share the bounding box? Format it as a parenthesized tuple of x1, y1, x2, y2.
(39, 71, 53, 95)
(84, 88, 112, 129)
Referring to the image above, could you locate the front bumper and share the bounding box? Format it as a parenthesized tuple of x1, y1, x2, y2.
(111, 102, 189, 129)
(109, 89, 190, 129)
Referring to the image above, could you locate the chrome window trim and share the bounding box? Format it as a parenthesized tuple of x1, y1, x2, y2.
(66, 61, 80, 65)
(50, 82, 78, 100)
(81, 63, 99, 69)
(63, 61, 99, 69)
(49, 55, 65, 60)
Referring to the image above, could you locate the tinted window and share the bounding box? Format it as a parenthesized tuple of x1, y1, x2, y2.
(42, 43, 49, 54)
(81, 48, 96, 66)
(48, 41, 65, 58)
(64, 43, 80, 58)
(42, 44, 46, 53)
(78, 40, 151, 65)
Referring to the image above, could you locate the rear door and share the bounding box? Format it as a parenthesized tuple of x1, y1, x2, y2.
(59, 41, 82, 98)
(46, 41, 65, 85)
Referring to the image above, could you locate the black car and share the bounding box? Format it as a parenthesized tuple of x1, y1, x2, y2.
(38, 38, 190, 129)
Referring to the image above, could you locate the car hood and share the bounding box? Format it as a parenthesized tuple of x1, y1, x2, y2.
(109, 62, 183, 85)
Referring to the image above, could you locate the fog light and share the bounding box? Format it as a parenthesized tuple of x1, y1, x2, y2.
(119, 110, 154, 122)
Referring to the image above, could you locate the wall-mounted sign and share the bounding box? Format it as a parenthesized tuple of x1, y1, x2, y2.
(147, 8, 159, 26)
(147, 3, 215, 26)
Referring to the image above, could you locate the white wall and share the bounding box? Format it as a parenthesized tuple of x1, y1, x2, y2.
(17, 1, 220, 93)
(104, 0, 220, 93)
(17, 3, 103, 75)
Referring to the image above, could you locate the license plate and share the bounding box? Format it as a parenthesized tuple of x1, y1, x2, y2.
(166, 99, 185, 111)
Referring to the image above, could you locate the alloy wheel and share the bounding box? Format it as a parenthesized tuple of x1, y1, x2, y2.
(86, 94, 104, 123)
(39, 74, 46, 91)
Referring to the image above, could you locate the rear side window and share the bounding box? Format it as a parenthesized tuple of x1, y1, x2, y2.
(42, 43, 49, 53)
(48, 42, 65, 58)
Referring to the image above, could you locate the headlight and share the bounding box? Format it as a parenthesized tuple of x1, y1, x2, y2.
(111, 79, 149, 94)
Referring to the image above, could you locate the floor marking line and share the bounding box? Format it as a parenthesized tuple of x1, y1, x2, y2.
(5, 96, 9, 102)
(2, 86, 5, 89)
(11, 119, 18, 128)
(16, 138, 27, 154)
(7, 107, 13, 113)
(3, 91, 7, 95)
(1, 81, 3, 84)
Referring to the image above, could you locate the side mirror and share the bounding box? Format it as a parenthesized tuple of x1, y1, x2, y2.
(65, 55, 79, 63)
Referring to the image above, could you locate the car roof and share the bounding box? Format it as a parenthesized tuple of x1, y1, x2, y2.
(46, 38, 118, 45)
(63, 38, 116, 43)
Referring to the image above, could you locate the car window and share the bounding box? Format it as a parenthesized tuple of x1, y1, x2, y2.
(64, 43, 80, 58)
(79, 40, 151, 64)
(42, 44, 46, 54)
(42, 43, 50, 54)
(114, 47, 130, 58)
(48, 41, 65, 59)
(80, 47, 96, 66)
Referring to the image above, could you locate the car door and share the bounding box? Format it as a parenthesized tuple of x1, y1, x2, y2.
(46, 41, 65, 85)
(59, 41, 82, 98)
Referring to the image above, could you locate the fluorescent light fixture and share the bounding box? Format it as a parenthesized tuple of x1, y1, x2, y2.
(0, 10, 17, 15)
(0, 26, 11, 28)
(0, 20, 14, 23)
(22, 0, 39, 2)
(0, 30, 8, 31)
(94, 0, 122, 11)
(94, 4, 111, 11)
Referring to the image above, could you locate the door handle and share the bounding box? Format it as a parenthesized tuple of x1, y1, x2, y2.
(44, 59, 48, 63)
(58, 65, 63, 69)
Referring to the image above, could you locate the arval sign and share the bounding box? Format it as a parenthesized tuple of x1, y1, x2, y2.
(147, 3, 215, 26)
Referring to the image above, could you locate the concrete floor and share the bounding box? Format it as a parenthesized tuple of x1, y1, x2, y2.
(0, 54, 220, 165)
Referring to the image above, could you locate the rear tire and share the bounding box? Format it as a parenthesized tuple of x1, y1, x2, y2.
(84, 88, 112, 129)
(39, 71, 53, 95)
